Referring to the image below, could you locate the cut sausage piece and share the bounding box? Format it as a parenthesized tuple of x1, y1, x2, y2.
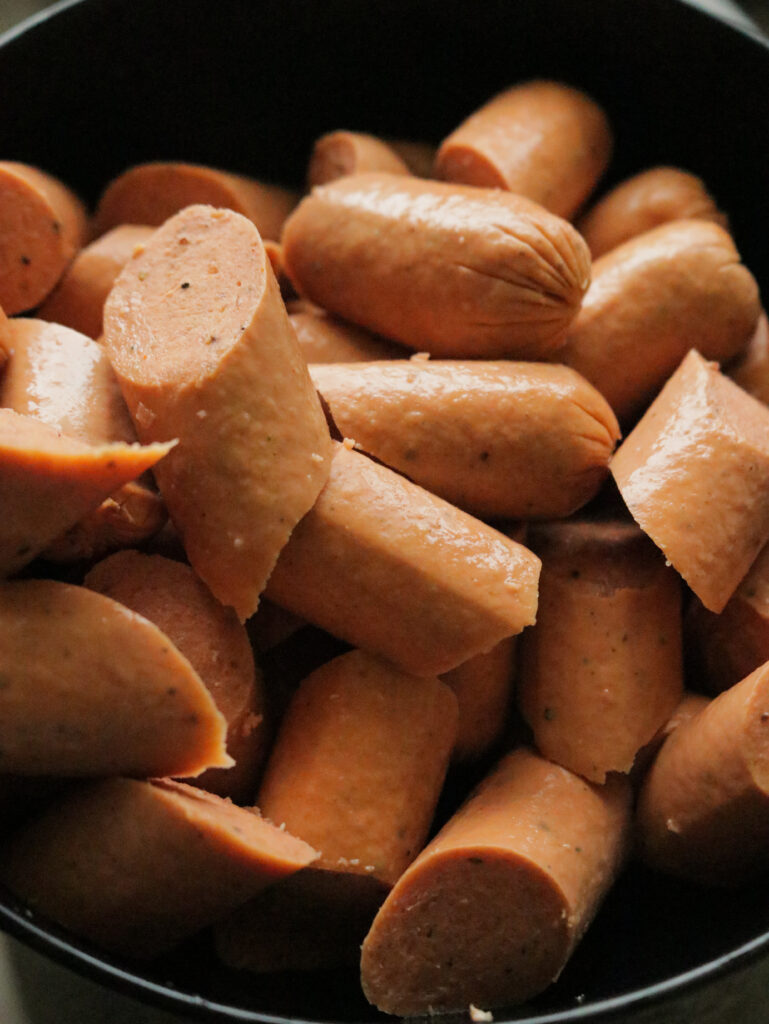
(0, 162, 88, 314)
(0, 778, 317, 958)
(577, 167, 726, 258)
(636, 662, 769, 886)
(311, 360, 619, 518)
(266, 443, 540, 676)
(0, 408, 172, 576)
(94, 162, 297, 240)
(517, 521, 683, 782)
(36, 225, 154, 339)
(730, 312, 769, 406)
(631, 691, 710, 785)
(686, 542, 769, 695)
(0, 579, 230, 777)
(103, 204, 332, 619)
(442, 636, 517, 761)
(308, 131, 410, 187)
(290, 304, 403, 363)
(360, 747, 631, 1015)
(434, 81, 612, 219)
(85, 550, 265, 801)
(258, 649, 458, 886)
(282, 173, 591, 359)
(611, 350, 769, 613)
(559, 220, 760, 422)
(263, 240, 296, 300)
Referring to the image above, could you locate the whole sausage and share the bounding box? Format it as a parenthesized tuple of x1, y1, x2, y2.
(290, 303, 404, 363)
(730, 312, 769, 405)
(517, 521, 683, 782)
(36, 225, 154, 339)
(0, 579, 230, 778)
(559, 219, 760, 422)
(0, 778, 317, 958)
(103, 204, 332, 620)
(611, 350, 769, 613)
(577, 167, 726, 258)
(282, 173, 591, 359)
(441, 636, 517, 761)
(85, 550, 266, 802)
(360, 747, 631, 1014)
(434, 81, 612, 219)
(0, 162, 88, 314)
(307, 130, 410, 187)
(94, 161, 297, 240)
(311, 360, 620, 518)
(265, 442, 541, 676)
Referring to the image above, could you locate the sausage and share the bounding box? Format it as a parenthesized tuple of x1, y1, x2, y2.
(360, 747, 632, 1014)
(94, 161, 297, 240)
(307, 130, 410, 187)
(558, 219, 760, 422)
(0, 778, 318, 958)
(577, 167, 726, 258)
(636, 662, 769, 886)
(0, 408, 172, 576)
(434, 81, 612, 219)
(103, 204, 332, 620)
(257, 649, 458, 886)
(631, 691, 710, 785)
(311, 360, 620, 518)
(281, 173, 591, 359)
(216, 867, 385, 973)
(387, 139, 436, 178)
(289, 302, 404, 363)
(0, 162, 88, 314)
(0, 579, 231, 777)
(0, 303, 9, 373)
(263, 239, 297, 300)
(611, 350, 769, 613)
(36, 225, 154, 338)
(265, 442, 541, 676)
(730, 311, 769, 405)
(85, 550, 266, 802)
(686, 541, 769, 695)
(441, 636, 517, 761)
(247, 598, 305, 653)
(517, 521, 683, 782)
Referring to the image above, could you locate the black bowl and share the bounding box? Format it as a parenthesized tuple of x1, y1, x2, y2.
(1, 0, 769, 1021)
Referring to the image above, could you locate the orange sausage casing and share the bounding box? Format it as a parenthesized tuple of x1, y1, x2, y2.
(266, 442, 540, 676)
(282, 173, 591, 359)
(94, 162, 297, 240)
(636, 662, 769, 886)
(360, 747, 631, 1015)
(442, 636, 517, 761)
(311, 360, 619, 518)
(307, 131, 410, 187)
(559, 219, 760, 422)
(0, 162, 88, 314)
(0, 778, 317, 958)
(103, 205, 332, 619)
(289, 302, 404, 363)
(434, 81, 612, 219)
(37, 225, 154, 339)
(730, 312, 769, 405)
(517, 521, 683, 782)
(612, 350, 769, 613)
(85, 550, 266, 802)
(577, 167, 726, 258)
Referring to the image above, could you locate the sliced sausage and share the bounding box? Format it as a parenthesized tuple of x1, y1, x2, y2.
(0, 162, 87, 314)
(559, 219, 760, 422)
(0, 778, 317, 958)
(517, 521, 683, 782)
(311, 360, 619, 518)
(265, 442, 540, 676)
(611, 350, 769, 613)
(103, 204, 332, 619)
(434, 81, 612, 219)
(85, 550, 266, 802)
(308, 131, 410, 187)
(442, 636, 517, 761)
(282, 173, 591, 359)
(94, 162, 297, 240)
(0, 579, 230, 777)
(360, 747, 631, 1014)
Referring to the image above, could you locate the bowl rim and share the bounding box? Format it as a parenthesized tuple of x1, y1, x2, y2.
(1, 0, 769, 1021)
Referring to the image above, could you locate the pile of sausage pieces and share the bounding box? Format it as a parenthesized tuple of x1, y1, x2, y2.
(0, 79, 766, 1015)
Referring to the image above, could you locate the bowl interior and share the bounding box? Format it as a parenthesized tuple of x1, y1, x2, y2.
(0, 0, 768, 1020)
